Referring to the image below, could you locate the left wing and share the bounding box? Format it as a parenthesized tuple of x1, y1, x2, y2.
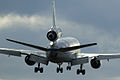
(0, 48, 46, 57)
(0, 48, 48, 65)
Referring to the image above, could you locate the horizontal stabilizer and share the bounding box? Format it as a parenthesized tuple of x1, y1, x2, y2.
(56, 43, 97, 52)
(6, 39, 97, 52)
(6, 39, 48, 51)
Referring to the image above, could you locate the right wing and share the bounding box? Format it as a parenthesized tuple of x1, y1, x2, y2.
(71, 53, 120, 66)
(81, 53, 120, 60)
(0, 48, 48, 65)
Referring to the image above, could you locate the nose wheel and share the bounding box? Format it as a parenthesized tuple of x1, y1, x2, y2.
(34, 63, 43, 73)
(66, 66, 71, 70)
(66, 63, 71, 70)
(76, 64, 86, 75)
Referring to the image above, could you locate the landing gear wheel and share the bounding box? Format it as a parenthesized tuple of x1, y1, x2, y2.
(56, 63, 63, 73)
(34, 67, 39, 73)
(60, 68, 63, 73)
(56, 67, 59, 73)
(66, 66, 71, 70)
(81, 69, 85, 75)
(76, 64, 86, 75)
(77, 69, 80, 75)
(34, 63, 43, 73)
(56, 67, 63, 73)
(40, 67, 43, 73)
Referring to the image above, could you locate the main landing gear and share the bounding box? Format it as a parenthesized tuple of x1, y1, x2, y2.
(34, 63, 43, 73)
(56, 63, 63, 73)
(77, 64, 86, 75)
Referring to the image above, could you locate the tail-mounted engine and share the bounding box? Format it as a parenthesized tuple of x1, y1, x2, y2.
(47, 27, 62, 42)
(90, 57, 101, 69)
(25, 55, 36, 66)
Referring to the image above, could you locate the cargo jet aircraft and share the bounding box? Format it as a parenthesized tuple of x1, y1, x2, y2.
(0, 0, 120, 75)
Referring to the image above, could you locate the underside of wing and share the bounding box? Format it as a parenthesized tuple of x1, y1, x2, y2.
(71, 57, 89, 66)
(0, 48, 26, 57)
(0, 48, 48, 65)
(74, 53, 120, 70)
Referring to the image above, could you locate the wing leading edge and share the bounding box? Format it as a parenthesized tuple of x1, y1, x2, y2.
(81, 53, 120, 60)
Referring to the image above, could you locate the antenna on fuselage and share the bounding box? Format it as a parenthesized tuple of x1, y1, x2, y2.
(52, 0, 56, 29)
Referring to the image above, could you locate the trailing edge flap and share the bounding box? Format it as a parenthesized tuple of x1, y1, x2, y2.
(29, 54, 48, 65)
(71, 57, 89, 66)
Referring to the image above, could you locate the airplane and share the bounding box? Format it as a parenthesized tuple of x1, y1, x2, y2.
(0, 0, 120, 75)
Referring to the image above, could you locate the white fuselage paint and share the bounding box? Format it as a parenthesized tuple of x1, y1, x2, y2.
(47, 37, 80, 63)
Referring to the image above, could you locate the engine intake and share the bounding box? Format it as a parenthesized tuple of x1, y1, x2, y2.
(90, 58, 101, 69)
(25, 55, 36, 66)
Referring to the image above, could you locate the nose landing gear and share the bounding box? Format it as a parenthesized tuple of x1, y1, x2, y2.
(66, 63, 71, 70)
(66, 66, 71, 70)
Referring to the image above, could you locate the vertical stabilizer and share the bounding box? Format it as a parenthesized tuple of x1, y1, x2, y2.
(52, 0, 56, 29)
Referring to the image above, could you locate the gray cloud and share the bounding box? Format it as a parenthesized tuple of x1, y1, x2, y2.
(0, 13, 51, 30)
(1, 13, 119, 52)
(0, 13, 119, 51)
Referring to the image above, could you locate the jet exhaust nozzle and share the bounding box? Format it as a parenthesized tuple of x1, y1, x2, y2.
(47, 27, 62, 42)
(47, 30, 57, 41)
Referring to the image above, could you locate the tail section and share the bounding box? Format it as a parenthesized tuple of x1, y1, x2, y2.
(52, 0, 56, 29)
(46, 0, 62, 42)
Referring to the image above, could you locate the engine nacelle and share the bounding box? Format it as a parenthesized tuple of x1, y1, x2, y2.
(47, 27, 62, 41)
(25, 55, 36, 66)
(90, 58, 101, 69)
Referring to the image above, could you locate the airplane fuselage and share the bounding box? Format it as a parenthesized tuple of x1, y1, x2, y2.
(47, 37, 80, 63)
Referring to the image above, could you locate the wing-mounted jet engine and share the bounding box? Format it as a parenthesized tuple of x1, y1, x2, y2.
(90, 57, 101, 69)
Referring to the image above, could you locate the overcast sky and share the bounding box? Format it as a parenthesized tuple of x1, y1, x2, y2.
(0, 0, 120, 80)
